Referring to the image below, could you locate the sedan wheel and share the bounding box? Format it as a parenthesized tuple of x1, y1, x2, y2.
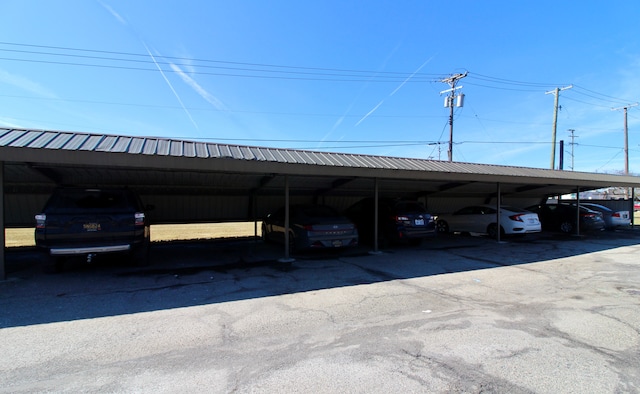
(487, 224, 505, 239)
(436, 220, 449, 233)
(559, 221, 574, 234)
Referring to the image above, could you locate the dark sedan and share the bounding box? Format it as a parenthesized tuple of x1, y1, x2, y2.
(344, 198, 436, 246)
(525, 203, 605, 233)
(262, 204, 358, 252)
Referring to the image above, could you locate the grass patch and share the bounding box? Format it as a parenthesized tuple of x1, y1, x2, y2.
(5, 222, 262, 248)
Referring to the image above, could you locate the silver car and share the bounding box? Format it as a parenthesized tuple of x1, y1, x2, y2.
(579, 203, 630, 229)
(262, 204, 358, 252)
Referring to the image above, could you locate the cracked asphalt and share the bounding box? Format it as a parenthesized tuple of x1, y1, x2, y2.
(1, 230, 639, 393)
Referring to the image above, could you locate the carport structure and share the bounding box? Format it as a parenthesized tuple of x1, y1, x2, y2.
(2, 127, 639, 278)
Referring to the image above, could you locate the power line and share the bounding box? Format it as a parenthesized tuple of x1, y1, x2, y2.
(0, 41, 443, 77)
(0, 94, 445, 119)
(572, 84, 634, 105)
(0, 42, 441, 83)
(0, 41, 635, 105)
(468, 72, 564, 88)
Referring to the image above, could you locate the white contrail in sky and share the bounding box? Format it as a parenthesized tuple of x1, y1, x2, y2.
(355, 100, 384, 127)
(0, 69, 58, 98)
(143, 44, 200, 131)
(170, 63, 227, 111)
(390, 56, 435, 96)
(99, 1, 199, 131)
(355, 56, 435, 126)
(98, 1, 126, 24)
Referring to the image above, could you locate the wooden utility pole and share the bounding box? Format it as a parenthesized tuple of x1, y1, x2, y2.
(545, 85, 572, 169)
(612, 103, 638, 175)
(440, 72, 467, 162)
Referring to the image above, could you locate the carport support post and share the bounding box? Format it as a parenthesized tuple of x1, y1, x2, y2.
(0, 161, 5, 281)
(575, 186, 581, 236)
(284, 176, 290, 259)
(279, 175, 294, 263)
(632, 188, 636, 227)
(373, 178, 379, 253)
(496, 182, 502, 243)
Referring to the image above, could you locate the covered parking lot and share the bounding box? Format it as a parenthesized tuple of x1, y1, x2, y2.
(2, 127, 640, 391)
(2, 127, 640, 279)
(1, 225, 640, 392)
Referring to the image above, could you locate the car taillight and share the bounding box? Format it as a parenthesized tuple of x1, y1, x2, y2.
(394, 215, 410, 223)
(134, 212, 145, 226)
(581, 212, 597, 218)
(508, 214, 524, 222)
(612, 212, 621, 218)
(35, 214, 47, 229)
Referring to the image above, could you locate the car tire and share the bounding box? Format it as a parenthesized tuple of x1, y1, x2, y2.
(43, 254, 65, 273)
(436, 220, 449, 234)
(131, 240, 151, 266)
(287, 232, 296, 255)
(54, 256, 66, 273)
(559, 221, 574, 234)
(487, 224, 504, 239)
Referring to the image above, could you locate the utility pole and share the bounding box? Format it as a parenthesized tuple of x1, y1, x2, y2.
(567, 129, 578, 171)
(440, 72, 468, 162)
(545, 85, 572, 169)
(612, 103, 638, 175)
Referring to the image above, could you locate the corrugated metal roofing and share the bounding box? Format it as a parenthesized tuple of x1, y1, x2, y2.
(2, 127, 640, 229)
(1, 127, 639, 187)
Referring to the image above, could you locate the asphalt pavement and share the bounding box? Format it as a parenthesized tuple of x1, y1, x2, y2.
(1, 230, 639, 393)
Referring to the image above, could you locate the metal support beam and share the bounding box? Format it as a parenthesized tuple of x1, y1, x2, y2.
(281, 175, 294, 262)
(496, 182, 502, 243)
(373, 178, 380, 254)
(0, 161, 5, 280)
(632, 188, 636, 228)
(575, 186, 581, 236)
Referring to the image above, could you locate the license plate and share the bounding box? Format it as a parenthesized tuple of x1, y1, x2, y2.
(332, 240, 343, 247)
(83, 223, 101, 232)
(414, 219, 425, 226)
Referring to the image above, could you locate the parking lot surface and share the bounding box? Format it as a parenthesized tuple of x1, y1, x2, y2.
(1, 230, 640, 393)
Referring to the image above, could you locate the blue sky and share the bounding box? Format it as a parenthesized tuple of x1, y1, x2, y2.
(0, 1, 639, 174)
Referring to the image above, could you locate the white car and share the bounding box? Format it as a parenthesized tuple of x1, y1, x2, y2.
(436, 205, 541, 238)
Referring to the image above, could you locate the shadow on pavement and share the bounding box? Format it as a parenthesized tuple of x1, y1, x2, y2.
(2, 228, 640, 328)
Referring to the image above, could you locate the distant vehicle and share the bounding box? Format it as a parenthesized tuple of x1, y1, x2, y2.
(262, 204, 358, 252)
(634, 201, 640, 211)
(35, 187, 151, 269)
(344, 198, 436, 246)
(525, 203, 605, 233)
(435, 205, 541, 238)
(576, 203, 630, 229)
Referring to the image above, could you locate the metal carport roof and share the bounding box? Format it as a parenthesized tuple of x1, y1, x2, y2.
(2, 127, 640, 278)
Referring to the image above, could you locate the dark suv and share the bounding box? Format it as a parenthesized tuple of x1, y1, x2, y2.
(35, 187, 150, 268)
(344, 198, 436, 246)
